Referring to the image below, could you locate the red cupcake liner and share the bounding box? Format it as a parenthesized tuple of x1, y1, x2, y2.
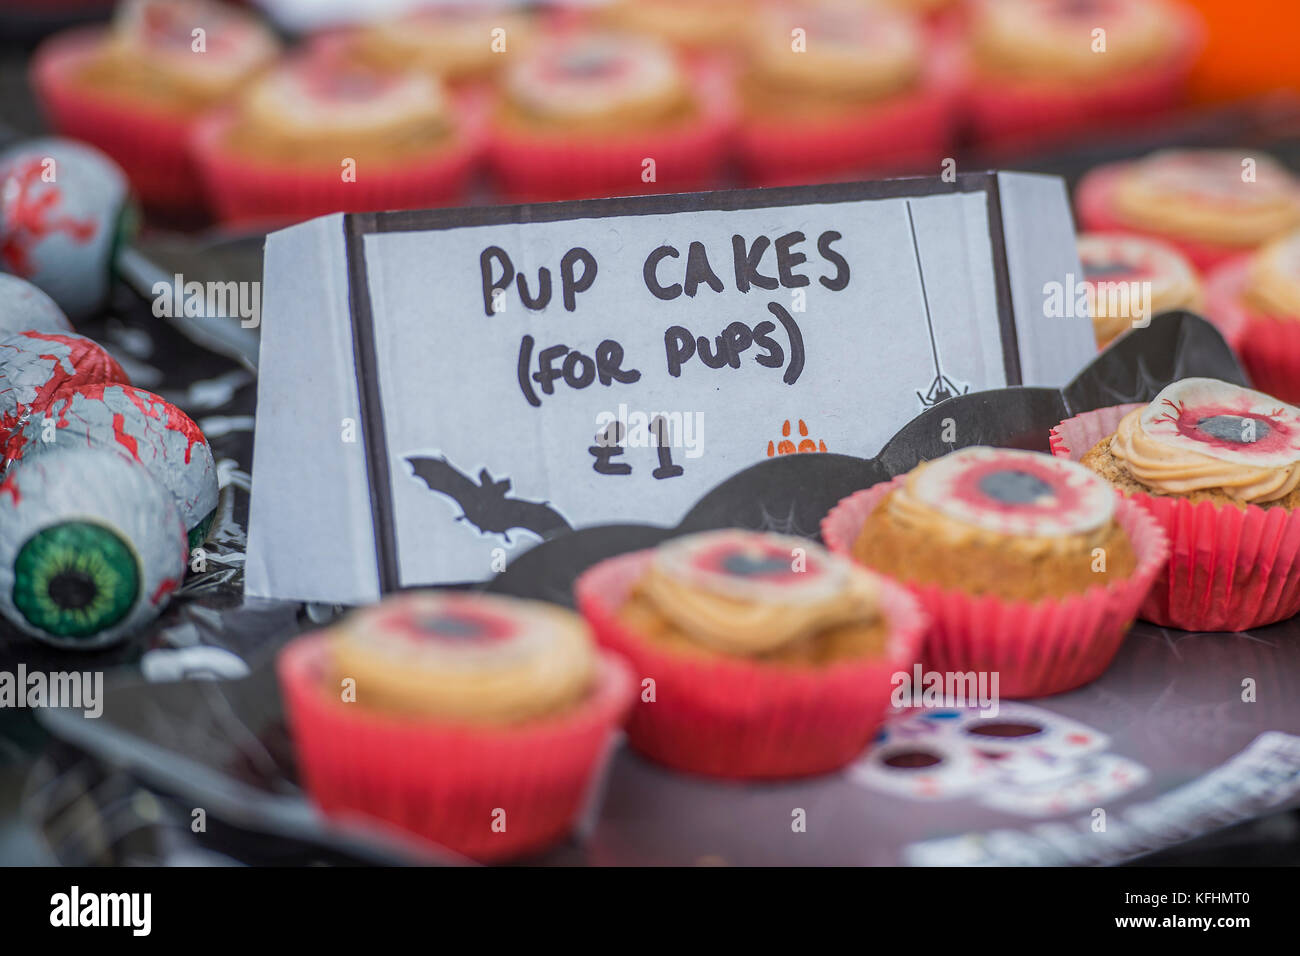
(30, 28, 205, 213)
(1204, 255, 1300, 405)
(822, 475, 1168, 697)
(1051, 404, 1300, 631)
(737, 24, 959, 187)
(1075, 164, 1265, 274)
(191, 101, 484, 229)
(966, 15, 1200, 157)
(487, 62, 734, 204)
(737, 83, 955, 188)
(574, 551, 927, 780)
(277, 635, 634, 863)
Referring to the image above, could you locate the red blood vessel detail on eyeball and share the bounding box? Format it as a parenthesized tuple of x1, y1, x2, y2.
(911, 447, 1116, 538)
(0, 273, 73, 336)
(0, 446, 187, 649)
(653, 529, 850, 605)
(6, 383, 217, 548)
(0, 330, 128, 435)
(0, 138, 130, 320)
(1140, 378, 1300, 468)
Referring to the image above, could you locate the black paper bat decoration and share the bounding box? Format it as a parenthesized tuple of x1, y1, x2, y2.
(406, 455, 572, 544)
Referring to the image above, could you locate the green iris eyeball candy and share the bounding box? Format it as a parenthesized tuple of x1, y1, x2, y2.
(0, 447, 188, 649)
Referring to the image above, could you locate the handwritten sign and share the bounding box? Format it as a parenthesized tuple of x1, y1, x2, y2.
(247, 174, 1094, 603)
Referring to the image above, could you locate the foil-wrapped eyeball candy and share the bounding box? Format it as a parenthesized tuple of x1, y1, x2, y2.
(0, 137, 132, 320)
(0, 447, 187, 649)
(0, 273, 73, 335)
(0, 330, 128, 437)
(5, 383, 218, 549)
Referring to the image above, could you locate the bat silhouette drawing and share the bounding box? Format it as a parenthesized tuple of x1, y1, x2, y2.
(406, 455, 573, 544)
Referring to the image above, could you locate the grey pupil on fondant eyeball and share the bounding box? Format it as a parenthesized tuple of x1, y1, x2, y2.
(1197, 415, 1268, 444)
(421, 614, 484, 638)
(722, 553, 792, 577)
(978, 469, 1054, 505)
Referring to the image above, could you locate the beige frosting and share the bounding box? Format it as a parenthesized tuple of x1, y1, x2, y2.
(640, 532, 881, 656)
(1078, 233, 1203, 345)
(503, 33, 690, 128)
(745, 0, 922, 101)
(1112, 150, 1300, 248)
(357, 7, 533, 82)
(95, 0, 278, 106)
(329, 593, 596, 724)
(1245, 230, 1300, 318)
(1110, 408, 1300, 503)
(886, 458, 1113, 558)
(971, 0, 1179, 82)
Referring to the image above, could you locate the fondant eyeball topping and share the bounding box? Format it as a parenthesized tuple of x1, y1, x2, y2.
(0, 448, 187, 648)
(911, 447, 1116, 537)
(1140, 378, 1300, 467)
(351, 592, 554, 665)
(653, 530, 848, 605)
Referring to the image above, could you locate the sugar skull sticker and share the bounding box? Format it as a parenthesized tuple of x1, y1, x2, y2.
(848, 704, 1149, 818)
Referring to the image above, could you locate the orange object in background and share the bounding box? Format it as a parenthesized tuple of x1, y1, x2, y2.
(1185, 0, 1300, 102)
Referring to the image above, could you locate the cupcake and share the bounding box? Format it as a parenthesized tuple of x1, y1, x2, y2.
(31, 0, 279, 212)
(487, 31, 732, 203)
(1077, 232, 1203, 348)
(599, 0, 750, 54)
(575, 530, 927, 779)
(191, 51, 481, 226)
(1076, 149, 1300, 272)
(345, 3, 535, 88)
(964, 0, 1200, 153)
(823, 447, 1168, 697)
(1052, 378, 1300, 631)
(277, 591, 633, 862)
(736, 0, 954, 186)
(1205, 230, 1300, 403)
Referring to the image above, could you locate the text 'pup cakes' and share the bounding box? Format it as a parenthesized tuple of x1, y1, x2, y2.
(1053, 378, 1300, 631)
(823, 447, 1167, 697)
(576, 530, 927, 779)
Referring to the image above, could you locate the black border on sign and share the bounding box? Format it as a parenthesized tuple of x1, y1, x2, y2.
(341, 173, 1020, 594)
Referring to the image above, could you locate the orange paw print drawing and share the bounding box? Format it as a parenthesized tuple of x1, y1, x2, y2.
(767, 419, 828, 457)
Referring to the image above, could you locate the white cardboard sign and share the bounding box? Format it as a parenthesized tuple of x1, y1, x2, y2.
(247, 173, 1093, 604)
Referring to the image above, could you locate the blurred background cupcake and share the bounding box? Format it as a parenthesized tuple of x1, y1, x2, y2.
(191, 48, 481, 227)
(1078, 232, 1203, 348)
(1076, 149, 1300, 271)
(488, 30, 732, 202)
(1206, 230, 1300, 402)
(598, 0, 750, 57)
(964, 0, 1201, 155)
(31, 0, 278, 215)
(341, 2, 536, 91)
(736, 0, 955, 186)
